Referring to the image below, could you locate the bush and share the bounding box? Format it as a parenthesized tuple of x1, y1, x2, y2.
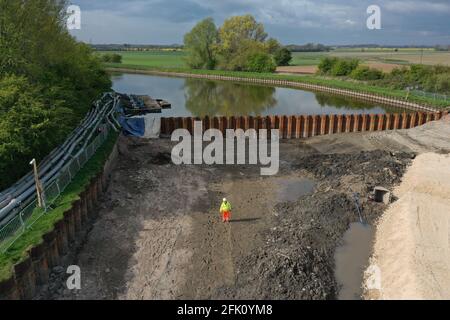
(350, 66, 384, 81)
(245, 52, 276, 73)
(100, 53, 121, 63)
(274, 48, 292, 66)
(318, 57, 338, 74)
(318, 57, 359, 76)
(100, 53, 111, 62)
(424, 73, 450, 94)
(330, 59, 359, 76)
(111, 54, 122, 63)
(380, 64, 450, 94)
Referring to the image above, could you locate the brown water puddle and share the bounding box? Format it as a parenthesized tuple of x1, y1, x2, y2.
(334, 222, 375, 300)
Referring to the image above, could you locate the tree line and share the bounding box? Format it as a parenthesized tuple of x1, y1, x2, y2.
(285, 43, 331, 52)
(0, 0, 111, 190)
(183, 15, 292, 73)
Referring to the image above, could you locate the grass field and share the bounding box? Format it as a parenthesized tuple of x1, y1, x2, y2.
(100, 50, 187, 69)
(99, 49, 450, 70)
(290, 52, 327, 66)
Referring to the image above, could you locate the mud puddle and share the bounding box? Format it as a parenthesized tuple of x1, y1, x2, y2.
(277, 178, 315, 202)
(334, 222, 375, 300)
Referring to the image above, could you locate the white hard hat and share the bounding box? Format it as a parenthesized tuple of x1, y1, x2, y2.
(223, 198, 227, 202)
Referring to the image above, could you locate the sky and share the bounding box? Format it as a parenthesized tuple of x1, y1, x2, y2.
(69, 0, 450, 46)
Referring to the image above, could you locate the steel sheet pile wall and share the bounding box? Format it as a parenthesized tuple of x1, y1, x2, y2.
(160, 111, 448, 138)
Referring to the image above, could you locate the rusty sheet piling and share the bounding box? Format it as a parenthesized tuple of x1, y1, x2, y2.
(160, 111, 448, 138)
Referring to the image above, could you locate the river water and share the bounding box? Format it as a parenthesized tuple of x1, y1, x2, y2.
(111, 72, 406, 117)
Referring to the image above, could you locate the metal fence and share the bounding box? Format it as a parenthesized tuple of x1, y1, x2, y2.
(411, 90, 450, 102)
(0, 125, 111, 253)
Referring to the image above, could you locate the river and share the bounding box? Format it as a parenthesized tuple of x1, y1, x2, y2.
(111, 72, 407, 117)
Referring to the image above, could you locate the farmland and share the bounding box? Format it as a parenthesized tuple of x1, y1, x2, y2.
(329, 48, 450, 66)
(98, 48, 450, 72)
(287, 49, 450, 73)
(99, 50, 187, 69)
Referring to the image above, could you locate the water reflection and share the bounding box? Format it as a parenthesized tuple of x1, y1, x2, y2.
(184, 78, 277, 117)
(315, 93, 402, 114)
(110, 72, 408, 117)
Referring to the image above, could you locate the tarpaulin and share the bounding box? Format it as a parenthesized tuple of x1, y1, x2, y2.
(119, 114, 161, 139)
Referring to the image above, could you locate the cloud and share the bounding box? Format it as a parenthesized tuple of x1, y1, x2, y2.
(383, 0, 450, 14)
(69, 0, 450, 45)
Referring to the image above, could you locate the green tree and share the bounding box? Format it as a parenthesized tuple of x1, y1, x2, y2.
(246, 52, 276, 73)
(184, 18, 218, 69)
(0, 75, 74, 188)
(265, 38, 281, 55)
(221, 39, 268, 71)
(218, 15, 267, 52)
(217, 15, 268, 70)
(0, 0, 111, 189)
(274, 48, 292, 66)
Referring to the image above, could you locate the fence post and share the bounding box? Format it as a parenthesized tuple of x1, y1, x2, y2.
(55, 181, 61, 197)
(66, 164, 72, 181)
(19, 212, 25, 232)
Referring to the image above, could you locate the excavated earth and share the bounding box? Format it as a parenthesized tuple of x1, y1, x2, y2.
(36, 117, 450, 300)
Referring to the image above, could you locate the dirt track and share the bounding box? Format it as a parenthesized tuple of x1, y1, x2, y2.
(39, 117, 450, 300)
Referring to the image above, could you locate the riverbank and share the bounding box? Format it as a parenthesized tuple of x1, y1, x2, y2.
(104, 64, 449, 110)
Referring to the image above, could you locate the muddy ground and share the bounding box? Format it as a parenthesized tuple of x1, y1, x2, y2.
(33, 127, 426, 300)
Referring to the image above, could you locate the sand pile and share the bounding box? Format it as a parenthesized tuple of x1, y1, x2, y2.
(366, 152, 450, 299)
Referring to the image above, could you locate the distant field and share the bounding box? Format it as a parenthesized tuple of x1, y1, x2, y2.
(331, 50, 450, 66)
(99, 50, 187, 68)
(333, 47, 435, 53)
(291, 49, 450, 68)
(100, 49, 450, 75)
(290, 52, 327, 66)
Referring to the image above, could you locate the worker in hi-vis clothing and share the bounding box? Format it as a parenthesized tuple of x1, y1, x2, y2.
(220, 198, 232, 223)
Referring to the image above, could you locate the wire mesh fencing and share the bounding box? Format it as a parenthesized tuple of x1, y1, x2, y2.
(0, 125, 111, 253)
(411, 90, 450, 102)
